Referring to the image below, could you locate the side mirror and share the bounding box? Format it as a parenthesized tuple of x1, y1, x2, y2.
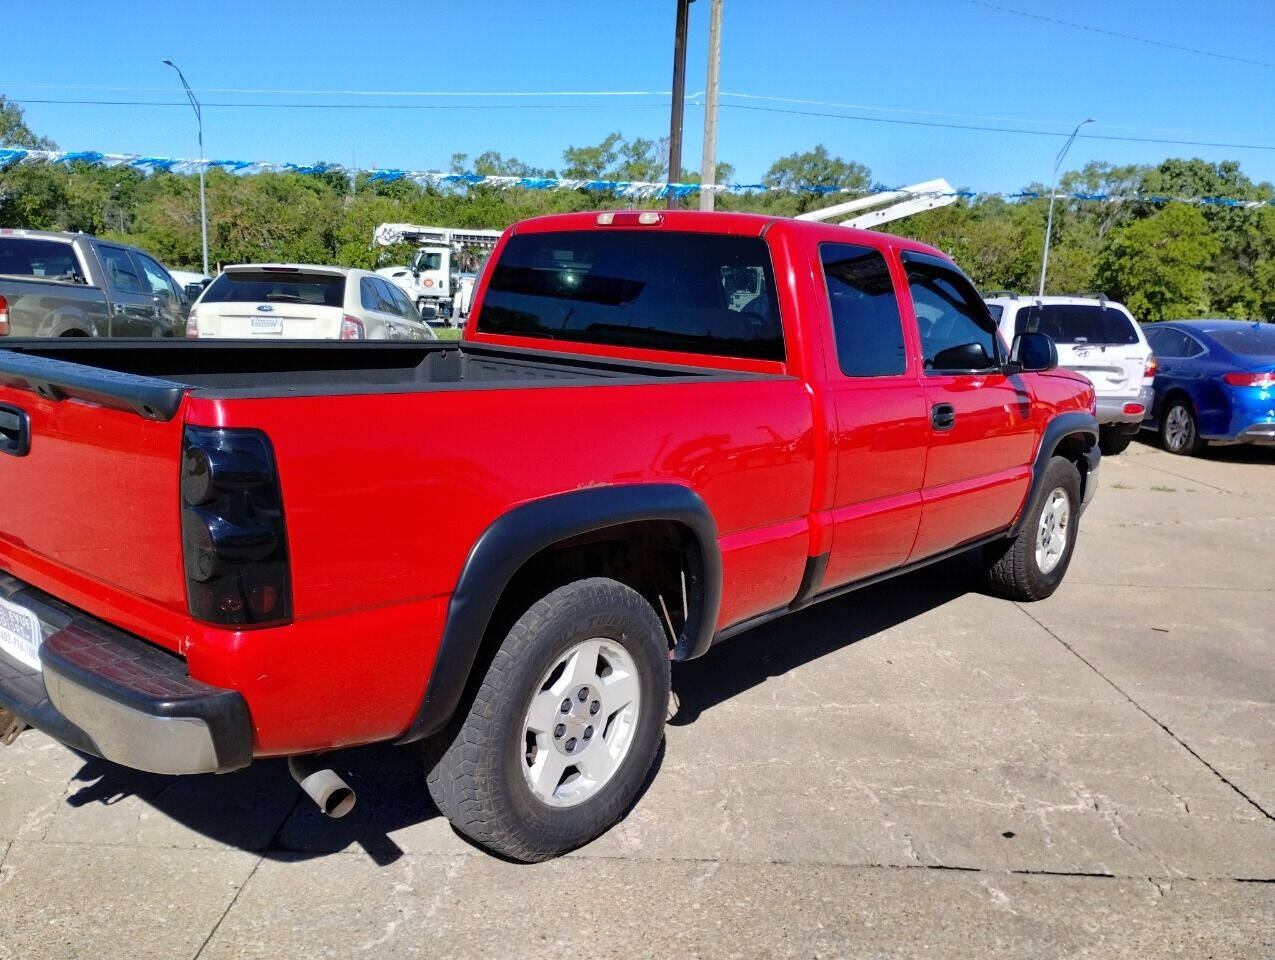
(931, 341, 993, 372)
(1009, 332, 1058, 373)
(183, 282, 204, 302)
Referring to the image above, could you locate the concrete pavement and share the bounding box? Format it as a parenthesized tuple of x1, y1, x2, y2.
(0, 439, 1271, 959)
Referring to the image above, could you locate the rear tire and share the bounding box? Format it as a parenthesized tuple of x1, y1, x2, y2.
(424, 578, 670, 862)
(1160, 399, 1205, 456)
(1098, 426, 1134, 456)
(983, 456, 1082, 601)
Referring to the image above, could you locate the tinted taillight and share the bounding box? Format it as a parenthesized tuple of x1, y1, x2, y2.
(340, 315, 364, 340)
(181, 426, 291, 627)
(185, 308, 199, 339)
(1223, 372, 1275, 387)
(0, 294, 9, 335)
(1144, 355, 1157, 377)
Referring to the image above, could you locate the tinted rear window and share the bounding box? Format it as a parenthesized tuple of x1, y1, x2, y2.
(0, 238, 80, 279)
(202, 271, 345, 307)
(478, 230, 784, 361)
(1014, 304, 1137, 345)
(1206, 325, 1275, 356)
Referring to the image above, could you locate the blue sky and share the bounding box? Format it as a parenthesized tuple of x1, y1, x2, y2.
(5, 0, 1275, 192)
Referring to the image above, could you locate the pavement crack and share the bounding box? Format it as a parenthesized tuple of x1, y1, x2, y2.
(190, 855, 263, 960)
(1016, 604, 1275, 824)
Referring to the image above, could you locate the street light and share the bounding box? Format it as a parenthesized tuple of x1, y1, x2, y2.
(162, 59, 209, 277)
(1038, 117, 1094, 297)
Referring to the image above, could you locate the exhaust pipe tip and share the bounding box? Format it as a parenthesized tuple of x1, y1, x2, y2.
(288, 755, 356, 819)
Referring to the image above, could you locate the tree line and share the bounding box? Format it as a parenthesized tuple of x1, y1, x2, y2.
(3, 95, 1274, 321)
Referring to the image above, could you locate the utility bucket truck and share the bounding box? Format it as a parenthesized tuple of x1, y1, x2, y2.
(374, 223, 503, 325)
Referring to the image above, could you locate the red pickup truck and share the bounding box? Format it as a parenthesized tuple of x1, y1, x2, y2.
(0, 210, 1098, 861)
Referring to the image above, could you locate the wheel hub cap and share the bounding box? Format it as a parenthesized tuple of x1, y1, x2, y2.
(1166, 407, 1191, 450)
(521, 638, 641, 808)
(1035, 487, 1071, 575)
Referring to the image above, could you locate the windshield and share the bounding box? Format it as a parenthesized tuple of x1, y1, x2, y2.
(1204, 324, 1275, 356)
(478, 230, 784, 362)
(201, 270, 345, 307)
(1013, 303, 1138, 345)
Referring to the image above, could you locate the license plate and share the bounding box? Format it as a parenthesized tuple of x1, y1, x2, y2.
(0, 596, 42, 672)
(250, 316, 284, 335)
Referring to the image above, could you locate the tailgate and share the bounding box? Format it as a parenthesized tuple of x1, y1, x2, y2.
(1058, 343, 1146, 396)
(0, 351, 190, 650)
(199, 303, 344, 339)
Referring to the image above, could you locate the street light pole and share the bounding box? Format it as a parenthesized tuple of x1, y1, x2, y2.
(1038, 117, 1093, 296)
(162, 59, 209, 277)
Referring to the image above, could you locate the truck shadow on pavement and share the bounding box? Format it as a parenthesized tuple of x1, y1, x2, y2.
(669, 553, 980, 726)
(58, 556, 975, 865)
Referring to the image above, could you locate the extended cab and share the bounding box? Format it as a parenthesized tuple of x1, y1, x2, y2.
(0, 229, 189, 339)
(0, 211, 1099, 861)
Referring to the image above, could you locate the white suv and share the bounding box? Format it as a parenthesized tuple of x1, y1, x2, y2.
(985, 295, 1155, 455)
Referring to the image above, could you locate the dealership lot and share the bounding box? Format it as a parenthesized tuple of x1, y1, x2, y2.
(0, 440, 1271, 959)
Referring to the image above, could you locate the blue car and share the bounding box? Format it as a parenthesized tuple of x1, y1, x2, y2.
(1142, 320, 1275, 455)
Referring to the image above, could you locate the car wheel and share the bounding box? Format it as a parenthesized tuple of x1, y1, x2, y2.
(1160, 399, 1205, 456)
(983, 456, 1082, 601)
(1098, 426, 1134, 456)
(424, 578, 670, 862)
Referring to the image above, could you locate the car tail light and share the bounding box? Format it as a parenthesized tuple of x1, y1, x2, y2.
(1123, 402, 1145, 416)
(1144, 355, 1157, 377)
(1222, 372, 1275, 387)
(185, 308, 199, 339)
(181, 426, 292, 627)
(339, 315, 364, 340)
(0, 294, 8, 335)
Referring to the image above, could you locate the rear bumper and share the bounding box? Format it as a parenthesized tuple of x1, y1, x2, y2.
(0, 573, 252, 774)
(1236, 422, 1275, 445)
(1095, 386, 1154, 427)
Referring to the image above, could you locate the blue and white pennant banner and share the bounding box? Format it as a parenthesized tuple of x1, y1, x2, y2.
(1, 146, 1271, 209)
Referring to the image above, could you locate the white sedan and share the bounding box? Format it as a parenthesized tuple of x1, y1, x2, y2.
(188, 264, 437, 340)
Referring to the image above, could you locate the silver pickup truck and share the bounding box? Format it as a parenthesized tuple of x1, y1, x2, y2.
(0, 229, 191, 338)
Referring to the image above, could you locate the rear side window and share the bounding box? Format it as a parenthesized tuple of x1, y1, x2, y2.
(985, 303, 1004, 321)
(0, 238, 80, 279)
(1014, 304, 1138, 345)
(202, 270, 345, 307)
(478, 230, 784, 361)
(820, 243, 906, 377)
(1207, 325, 1275, 355)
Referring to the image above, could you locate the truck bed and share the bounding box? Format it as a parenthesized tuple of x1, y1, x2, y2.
(0, 340, 748, 416)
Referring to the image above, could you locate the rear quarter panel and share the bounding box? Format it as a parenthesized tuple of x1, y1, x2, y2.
(184, 374, 816, 752)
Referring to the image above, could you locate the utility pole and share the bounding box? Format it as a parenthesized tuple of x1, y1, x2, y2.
(666, 0, 692, 209)
(698, 0, 723, 211)
(1038, 117, 1094, 296)
(162, 59, 209, 277)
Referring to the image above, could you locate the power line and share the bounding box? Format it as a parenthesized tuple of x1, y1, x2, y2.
(718, 92, 1262, 141)
(0, 83, 674, 97)
(962, 0, 1275, 69)
(13, 96, 1275, 152)
(720, 103, 1275, 152)
(11, 98, 669, 111)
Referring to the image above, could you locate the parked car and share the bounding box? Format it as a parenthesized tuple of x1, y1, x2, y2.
(169, 269, 213, 295)
(1141, 319, 1275, 455)
(0, 210, 1099, 862)
(188, 264, 437, 340)
(985, 295, 1155, 455)
(0, 229, 188, 338)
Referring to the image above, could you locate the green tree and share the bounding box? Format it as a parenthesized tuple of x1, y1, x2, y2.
(760, 144, 870, 214)
(0, 96, 55, 149)
(1098, 204, 1221, 321)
